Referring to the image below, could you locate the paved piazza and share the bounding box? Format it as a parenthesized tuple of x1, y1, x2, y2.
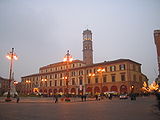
(0, 96, 160, 120)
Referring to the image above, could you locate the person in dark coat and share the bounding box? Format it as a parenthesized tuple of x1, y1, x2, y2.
(16, 96, 20, 103)
(55, 95, 58, 103)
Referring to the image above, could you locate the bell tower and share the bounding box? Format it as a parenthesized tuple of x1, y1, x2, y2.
(154, 30, 160, 76)
(82, 29, 93, 65)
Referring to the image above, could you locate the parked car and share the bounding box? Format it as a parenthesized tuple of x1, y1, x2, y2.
(119, 94, 128, 99)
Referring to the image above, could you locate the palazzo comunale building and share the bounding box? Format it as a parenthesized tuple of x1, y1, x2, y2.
(21, 29, 148, 96)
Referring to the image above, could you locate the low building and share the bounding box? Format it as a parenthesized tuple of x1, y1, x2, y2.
(21, 59, 147, 96)
(0, 77, 9, 96)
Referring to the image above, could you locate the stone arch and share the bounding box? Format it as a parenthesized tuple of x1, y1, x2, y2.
(44, 89, 47, 93)
(94, 86, 100, 94)
(71, 88, 76, 94)
(49, 89, 52, 96)
(86, 87, 92, 93)
(120, 85, 127, 94)
(64, 88, 69, 94)
(110, 86, 118, 92)
(53, 89, 57, 94)
(102, 86, 108, 93)
(59, 88, 63, 93)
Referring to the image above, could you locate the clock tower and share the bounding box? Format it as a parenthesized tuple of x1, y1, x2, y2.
(83, 29, 93, 65)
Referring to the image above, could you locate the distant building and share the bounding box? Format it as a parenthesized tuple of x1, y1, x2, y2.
(0, 77, 9, 96)
(21, 29, 148, 95)
(154, 30, 160, 85)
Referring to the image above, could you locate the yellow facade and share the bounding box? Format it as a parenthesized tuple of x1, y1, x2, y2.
(21, 59, 148, 95)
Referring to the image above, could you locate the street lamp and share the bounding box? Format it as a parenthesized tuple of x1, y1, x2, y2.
(5, 48, 18, 102)
(41, 79, 47, 95)
(88, 73, 95, 95)
(97, 68, 105, 95)
(26, 80, 31, 95)
(63, 50, 73, 99)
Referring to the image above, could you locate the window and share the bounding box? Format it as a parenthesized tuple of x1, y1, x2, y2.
(119, 64, 125, 70)
(60, 80, 62, 86)
(73, 64, 75, 68)
(133, 64, 136, 71)
(105, 67, 107, 72)
(60, 73, 63, 78)
(50, 81, 52, 87)
(88, 77, 91, 84)
(111, 75, 115, 82)
(55, 74, 57, 79)
(133, 74, 136, 81)
(87, 70, 89, 75)
(94, 69, 96, 73)
(55, 80, 57, 86)
(72, 78, 75, 85)
(50, 75, 52, 79)
(95, 77, 98, 83)
(90, 69, 92, 73)
(138, 66, 141, 72)
(81, 71, 83, 75)
(110, 66, 116, 71)
(45, 81, 47, 87)
(79, 70, 83, 75)
(80, 79, 83, 85)
(103, 76, 107, 83)
(121, 74, 125, 81)
(72, 71, 76, 76)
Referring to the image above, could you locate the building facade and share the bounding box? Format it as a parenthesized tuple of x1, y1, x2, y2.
(21, 29, 148, 96)
(154, 30, 160, 85)
(0, 77, 9, 96)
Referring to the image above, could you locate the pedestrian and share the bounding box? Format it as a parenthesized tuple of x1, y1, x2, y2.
(95, 95, 98, 101)
(84, 94, 87, 101)
(81, 95, 84, 102)
(55, 95, 58, 103)
(16, 96, 20, 103)
(98, 95, 101, 101)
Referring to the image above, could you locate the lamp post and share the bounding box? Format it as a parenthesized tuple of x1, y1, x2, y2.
(25, 80, 31, 95)
(63, 50, 73, 99)
(41, 79, 47, 95)
(5, 48, 18, 102)
(88, 73, 95, 95)
(97, 68, 105, 95)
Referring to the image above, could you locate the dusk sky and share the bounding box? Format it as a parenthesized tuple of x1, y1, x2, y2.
(0, 0, 160, 84)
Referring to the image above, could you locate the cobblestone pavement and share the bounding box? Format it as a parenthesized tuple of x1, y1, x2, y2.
(0, 96, 160, 120)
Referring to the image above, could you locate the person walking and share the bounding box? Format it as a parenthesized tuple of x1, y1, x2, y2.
(16, 96, 20, 103)
(55, 95, 58, 103)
